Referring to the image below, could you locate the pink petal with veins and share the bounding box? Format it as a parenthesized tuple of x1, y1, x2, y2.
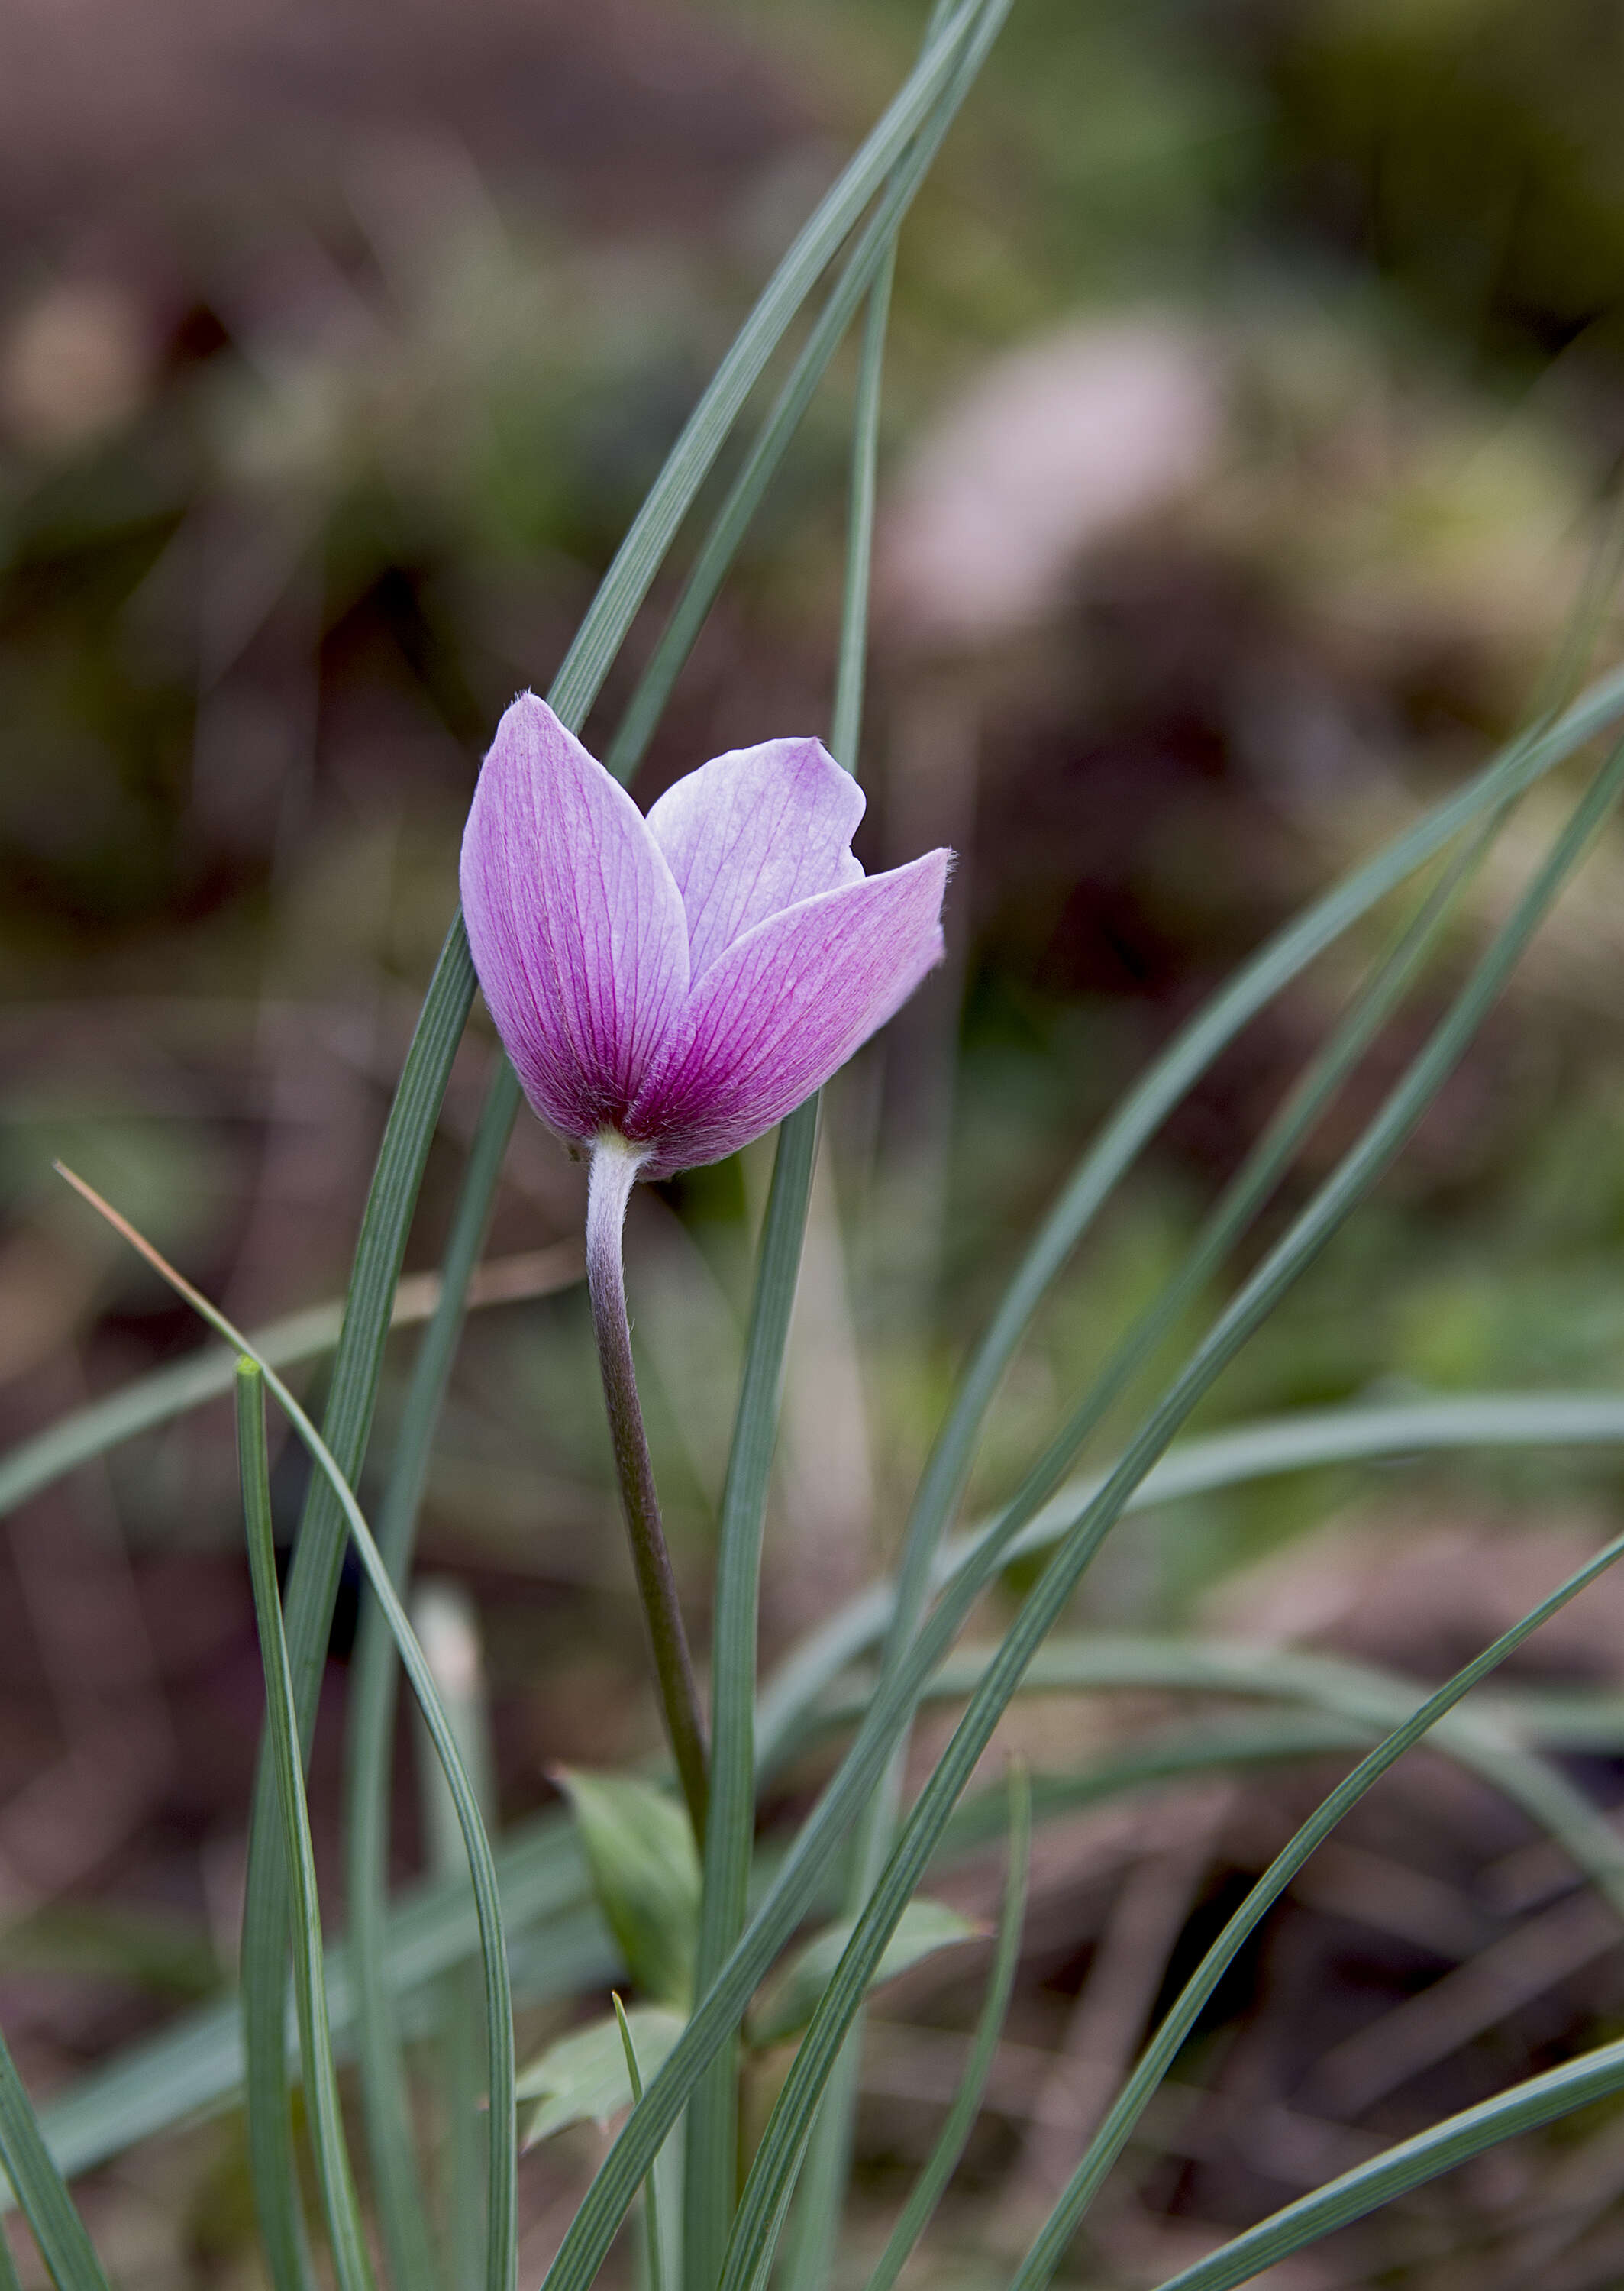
(625, 850, 950, 1177)
(645, 735, 864, 979)
(460, 694, 689, 1142)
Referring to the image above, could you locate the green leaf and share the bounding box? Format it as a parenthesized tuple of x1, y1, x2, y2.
(518, 2008, 687, 2144)
(559, 1772, 700, 2009)
(747, 1901, 983, 2050)
(0, 2019, 113, 2291)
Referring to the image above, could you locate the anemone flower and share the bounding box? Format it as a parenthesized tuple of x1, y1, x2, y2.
(460, 693, 951, 1829)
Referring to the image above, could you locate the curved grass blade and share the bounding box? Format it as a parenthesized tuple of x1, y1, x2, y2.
(242, 919, 479, 2291)
(613, 1995, 668, 2291)
(882, 659, 1624, 1663)
(0, 1233, 578, 1524)
(54, 1168, 518, 2291)
(777, 234, 905, 2291)
(1145, 2036, 1624, 2291)
(345, 1061, 519, 2291)
(838, 1634, 1624, 1918)
(709, 743, 1624, 2291)
(236, 1362, 376, 2291)
(755, 1389, 1624, 1776)
(1008, 1505, 1624, 2291)
(0, 2209, 22, 2291)
(0, 2025, 112, 2291)
(862, 1766, 1030, 2291)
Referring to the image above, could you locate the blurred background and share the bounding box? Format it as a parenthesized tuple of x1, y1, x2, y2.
(9, 0, 1624, 2281)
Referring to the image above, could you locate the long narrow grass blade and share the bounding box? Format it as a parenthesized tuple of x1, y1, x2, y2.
(885, 659, 1624, 1659)
(546, 0, 983, 725)
(236, 1362, 376, 2291)
(346, 1061, 519, 2291)
(831, 1635, 1624, 1916)
(864, 1767, 1030, 2291)
(712, 744, 1624, 2291)
(0, 2207, 24, 2291)
(1145, 2033, 1624, 2291)
(613, 1995, 667, 2291)
(685, 1100, 819, 2291)
(755, 1388, 1624, 1773)
(0, 2025, 112, 2291)
(415, 1585, 499, 2291)
(243, 919, 479, 2291)
(776, 235, 903, 2291)
(685, 99, 916, 2289)
(0, 1235, 577, 1524)
(1009, 1506, 1624, 2291)
(57, 1169, 518, 2291)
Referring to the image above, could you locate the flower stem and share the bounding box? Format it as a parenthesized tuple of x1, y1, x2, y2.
(586, 1134, 709, 1841)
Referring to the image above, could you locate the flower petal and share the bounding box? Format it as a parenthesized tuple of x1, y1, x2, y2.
(460, 694, 690, 1142)
(625, 850, 950, 1176)
(644, 737, 865, 980)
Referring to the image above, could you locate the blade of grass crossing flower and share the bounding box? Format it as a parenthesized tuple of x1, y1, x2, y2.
(546, 0, 985, 727)
(0, 2027, 112, 2291)
(236, 1362, 376, 2291)
(776, 240, 902, 2291)
(1145, 2033, 1624, 2291)
(711, 742, 1624, 2291)
(345, 1060, 520, 2291)
(605, 0, 998, 785)
(863, 1768, 1030, 2291)
(1008, 1513, 1624, 2291)
(686, 183, 905, 2291)
(54, 1168, 518, 2291)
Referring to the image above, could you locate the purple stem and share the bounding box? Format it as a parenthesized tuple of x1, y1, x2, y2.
(586, 1134, 709, 1840)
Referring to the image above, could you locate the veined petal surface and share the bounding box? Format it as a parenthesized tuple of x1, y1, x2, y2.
(646, 737, 865, 979)
(460, 695, 690, 1141)
(625, 849, 950, 1177)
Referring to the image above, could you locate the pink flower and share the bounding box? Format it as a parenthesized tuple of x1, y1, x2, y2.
(460, 695, 951, 1180)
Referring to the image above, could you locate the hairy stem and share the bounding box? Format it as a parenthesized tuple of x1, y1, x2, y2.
(586, 1134, 709, 1840)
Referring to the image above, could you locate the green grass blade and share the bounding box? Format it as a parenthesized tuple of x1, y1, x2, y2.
(0, 2025, 112, 2291)
(1009, 1506, 1624, 2291)
(0, 1231, 578, 1524)
(346, 1061, 518, 2291)
(1145, 2033, 1624, 2291)
(0, 2208, 23, 2291)
(685, 1098, 820, 2291)
(863, 1767, 1030, 2291)
(755, 1388, 1624, 1776)
(775, 234, 902, 2291)
(844, 1635, 1624, 1916)
(686, 97, 918, 2288)
(886, 659, 1624, 1648)
(58, 1171, 518, 2291)
(613, 1995, 668, 2291)
(712, 742, 1624, 2291)
(242, 919, 478, 2291)
(545, 0, 983, 728)
(236, 1362, 376, 2291)
(604, 0, 992, 785)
